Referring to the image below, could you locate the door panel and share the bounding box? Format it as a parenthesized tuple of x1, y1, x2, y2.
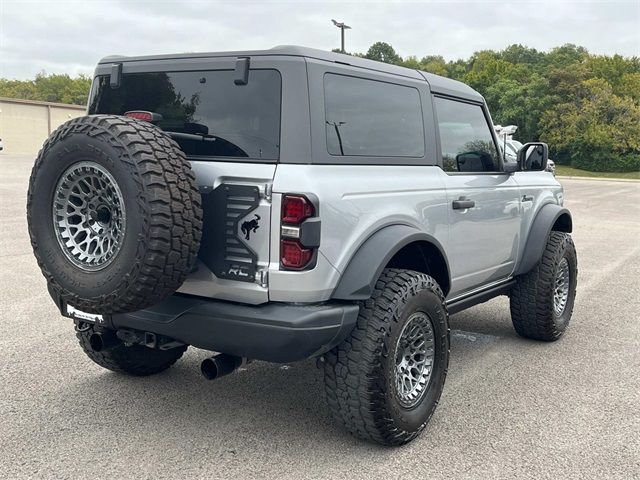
(432, 95, 522, 298)
(443, 173, 521, 296)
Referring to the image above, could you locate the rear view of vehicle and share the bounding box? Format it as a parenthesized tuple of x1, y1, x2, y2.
(27, 51, 362, 380)
(26, 58, 278, 357)
(89, 56, 288, 302)
(26, 47, 576, 447)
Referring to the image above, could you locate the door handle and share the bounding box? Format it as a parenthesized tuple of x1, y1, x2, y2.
(452, 197, 475, 210)
(522, 195, 534, 202)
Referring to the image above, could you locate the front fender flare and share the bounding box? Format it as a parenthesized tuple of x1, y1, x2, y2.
(331, 224, 450, 301)
(514, 204, 572, 276)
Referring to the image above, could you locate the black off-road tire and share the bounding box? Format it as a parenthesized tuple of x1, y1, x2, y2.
(76, 324, 187, 376)
(27, 115, 202, 314)
(510, 231, 577, 341)
(323, 269, 450, 446)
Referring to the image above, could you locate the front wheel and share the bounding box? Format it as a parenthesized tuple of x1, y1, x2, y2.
(510, 231, 578, 341)
(323, 269, 450, 446)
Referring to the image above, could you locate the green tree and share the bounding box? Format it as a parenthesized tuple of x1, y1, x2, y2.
(0, 72, 91, 105)
(544, 44, 589, 68)
(365, 42, 402, 64)
(540, 78, 640, 171)
(401, 55, 421, 70)
(585, 54, 640, 99)
(419, 55, 448, 76)
(619, 72, 640, 102)
(499, 44, 544, 66)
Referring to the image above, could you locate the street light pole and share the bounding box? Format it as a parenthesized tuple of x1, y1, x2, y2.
(331, 19, 351, 53)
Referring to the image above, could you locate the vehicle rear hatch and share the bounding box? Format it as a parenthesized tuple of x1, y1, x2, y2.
(88, 56, 282, 304)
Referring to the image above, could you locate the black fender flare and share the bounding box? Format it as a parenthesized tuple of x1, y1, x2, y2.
(331, 224, 450, 301)
(514, 204, 573, 276)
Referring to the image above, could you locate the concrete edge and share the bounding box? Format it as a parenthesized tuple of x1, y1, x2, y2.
(556, 175, 640, 183)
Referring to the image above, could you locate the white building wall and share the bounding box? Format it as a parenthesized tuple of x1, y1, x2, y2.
(0, 97, 86, 155)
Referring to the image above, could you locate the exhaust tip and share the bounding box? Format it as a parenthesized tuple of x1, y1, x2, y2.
(88, 331, 119, 352)
(201, 357, 219, 380)
(200, 354, 243, 380)
(89, 332, 105, 352)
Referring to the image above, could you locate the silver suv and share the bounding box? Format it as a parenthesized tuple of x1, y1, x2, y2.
(27, 46, 577, 446)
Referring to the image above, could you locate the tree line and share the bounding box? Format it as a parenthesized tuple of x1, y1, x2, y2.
(0, 73, 92, 106)
(2, 43, 638, 171)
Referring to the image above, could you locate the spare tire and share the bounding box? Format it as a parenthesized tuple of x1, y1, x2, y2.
(27, 115, 202, 314)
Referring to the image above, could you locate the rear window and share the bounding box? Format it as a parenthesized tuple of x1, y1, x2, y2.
(324, 73, 424, 158)
(88, 69, 282, 161)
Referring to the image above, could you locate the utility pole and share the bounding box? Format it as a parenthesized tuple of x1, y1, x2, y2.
(331, 19, 351, 53)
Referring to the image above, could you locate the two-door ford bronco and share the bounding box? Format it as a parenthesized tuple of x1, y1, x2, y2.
(27, 46, 577, 445)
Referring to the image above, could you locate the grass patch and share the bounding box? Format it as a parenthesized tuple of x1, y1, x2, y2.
(555, 165, 640, 180)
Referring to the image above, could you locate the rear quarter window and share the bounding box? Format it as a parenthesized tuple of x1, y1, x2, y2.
(324, 73, 425, 158)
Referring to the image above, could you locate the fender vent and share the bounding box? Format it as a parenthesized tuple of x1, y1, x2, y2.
(198, 184, 260, 283)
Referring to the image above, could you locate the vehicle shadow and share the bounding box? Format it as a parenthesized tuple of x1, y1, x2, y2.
(449, 296, 517, 339)
(51, 351, 364, 449)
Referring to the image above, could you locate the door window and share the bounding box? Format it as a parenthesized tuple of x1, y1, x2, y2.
(434, 97, 498, 172)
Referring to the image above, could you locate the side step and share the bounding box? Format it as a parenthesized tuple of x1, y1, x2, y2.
(446, 280, 516, 314)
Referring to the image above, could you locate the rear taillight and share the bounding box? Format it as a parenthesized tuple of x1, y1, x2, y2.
(280, 240, 314, 270)
(124, 111, 163, 123)
(282, 195, 314, 224)
(280, 194, 318, 270)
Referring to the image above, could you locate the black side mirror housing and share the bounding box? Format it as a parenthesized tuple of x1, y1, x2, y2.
(456, 151, 496, 172)
(518, 142, 549, 172)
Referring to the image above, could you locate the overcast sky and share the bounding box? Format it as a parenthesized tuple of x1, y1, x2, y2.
(1, 0, 638, 79)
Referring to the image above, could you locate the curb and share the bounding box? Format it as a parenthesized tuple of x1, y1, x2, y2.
(556, 175, 640, 183)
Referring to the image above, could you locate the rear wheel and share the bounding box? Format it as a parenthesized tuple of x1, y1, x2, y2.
(76, 323, 187, 376)
(323, 269, 449, 446)
(510, 231, 577, 341)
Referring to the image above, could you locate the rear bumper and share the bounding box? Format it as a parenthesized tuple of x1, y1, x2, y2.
(106, 295, 359, 363)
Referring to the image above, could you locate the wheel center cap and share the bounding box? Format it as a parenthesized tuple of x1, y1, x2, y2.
(94, 206, 111, 225)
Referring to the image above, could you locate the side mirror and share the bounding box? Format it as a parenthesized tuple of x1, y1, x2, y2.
(456, 151, 495, 172)
(503, 162, 518, 174)
(456, 152, 483, 172)
(518, 142, 548, 172)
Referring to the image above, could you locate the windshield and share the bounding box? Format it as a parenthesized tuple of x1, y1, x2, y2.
(88, 69, 282, 161)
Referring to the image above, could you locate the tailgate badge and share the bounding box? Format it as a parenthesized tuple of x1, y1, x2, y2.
(241, 214, 261, 240)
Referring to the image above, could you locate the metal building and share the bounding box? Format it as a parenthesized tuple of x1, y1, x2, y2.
(0, 97, 86, 155)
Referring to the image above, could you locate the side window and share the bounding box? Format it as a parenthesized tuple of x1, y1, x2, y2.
(434, 97, 498, 172)
(324, 73, 424, 158)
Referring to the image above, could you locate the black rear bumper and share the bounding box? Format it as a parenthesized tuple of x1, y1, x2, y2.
(104, 295, 359, 363)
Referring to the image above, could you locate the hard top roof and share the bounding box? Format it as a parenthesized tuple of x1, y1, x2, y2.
(98, 45, 483, 102)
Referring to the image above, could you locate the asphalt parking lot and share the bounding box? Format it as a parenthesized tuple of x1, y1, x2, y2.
(1, 153, 638, 479)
